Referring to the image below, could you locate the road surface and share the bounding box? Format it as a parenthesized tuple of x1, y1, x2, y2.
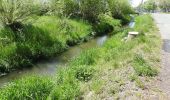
(152, 13, 170, 98)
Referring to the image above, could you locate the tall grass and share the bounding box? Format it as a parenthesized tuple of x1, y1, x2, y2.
(0, 16, 92, 73)
(0, 76, 54, 100)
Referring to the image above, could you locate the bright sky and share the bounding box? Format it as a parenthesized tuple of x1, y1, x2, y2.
(131, 0, 148, 7)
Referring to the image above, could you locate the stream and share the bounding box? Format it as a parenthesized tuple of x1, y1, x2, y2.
(0, 35, 108, 86)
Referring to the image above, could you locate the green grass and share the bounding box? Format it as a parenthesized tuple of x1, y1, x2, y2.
(33, 16, 92, 45)
(0, 76, 54, 100)
(133, 54, 158, 77)
(0, 14, 161, 99)
(0, 16, 92, 73)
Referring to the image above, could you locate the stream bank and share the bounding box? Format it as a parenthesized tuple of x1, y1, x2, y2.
(0, 35, 108, 86)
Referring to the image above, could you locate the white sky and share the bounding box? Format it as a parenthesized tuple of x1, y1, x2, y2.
(131, 0, 148, 7)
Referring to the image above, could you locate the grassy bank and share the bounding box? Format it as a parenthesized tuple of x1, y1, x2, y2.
(0, 16, 92, 73)
(0, 14, 161, 99)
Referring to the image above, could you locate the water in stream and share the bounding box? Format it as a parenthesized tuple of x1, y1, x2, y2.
(0, 35, 108, 86)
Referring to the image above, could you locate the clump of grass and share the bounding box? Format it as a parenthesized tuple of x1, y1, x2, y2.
(133, 54, 158, 77)
(134, 15, 154, 34)
(70, 48, 101, 66)
(91, 79, 104, 94)
(0, 76, 54, 100)
(75, 65, 95, 82)
(48, 68, 80, 100)
(129, 74, 145, 89)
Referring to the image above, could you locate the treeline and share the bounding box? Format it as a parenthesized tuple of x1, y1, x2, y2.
(140, 0, 170, 12)
(0, 0, 133, 28)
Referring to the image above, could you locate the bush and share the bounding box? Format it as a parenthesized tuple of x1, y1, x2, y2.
(0, 76, 54, 100)
(108, 0, 133, 24)
(75, 65, 95, 82)
(79, 0, 106, 22)
(94, 14, 121, 35)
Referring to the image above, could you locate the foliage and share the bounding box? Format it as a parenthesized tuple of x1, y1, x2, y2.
(0, 15, 161, 99)
(79, 0, 106, 22)
(143, 0, 157, 12)
(0, 0, 38, 29)
(158, 0, 170, 12)
(51, 0, 133, 23)
(94, 14, 121, 35)
(0, 16, 92, 72)
(108, 0, 133, 24)
(75, 65, 95, 82)
(0, 76, 54, 100)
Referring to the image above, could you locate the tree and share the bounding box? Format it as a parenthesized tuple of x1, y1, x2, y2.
(143, 0, 157, 12)
(79, 0, 106, 22)
(158, 0, 170, 12)
(0, 0, 38, 30)
(108, 0, 133, 24)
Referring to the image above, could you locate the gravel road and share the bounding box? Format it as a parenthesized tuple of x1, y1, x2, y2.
(152, 13, 170, 99)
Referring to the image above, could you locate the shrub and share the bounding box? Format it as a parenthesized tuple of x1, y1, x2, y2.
(75, 65, 95, 82)
(0, 76, 54, 100)
(108, 0, 133, 24)
(94, 14, 121, 35)
(79, 0, 106, 22)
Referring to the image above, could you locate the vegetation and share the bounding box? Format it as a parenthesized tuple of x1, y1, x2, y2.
(0, 17, 92, 73)
(142, 0, 157, 12)
(0, 14, 161, 99)
(0, 76, 54, 100)
(0, 0, 39, 31)
(141, 0, 170, 12)
(0, 0, 161, 99)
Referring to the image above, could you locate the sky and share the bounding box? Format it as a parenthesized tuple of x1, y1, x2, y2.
(131, 0, 148, 7)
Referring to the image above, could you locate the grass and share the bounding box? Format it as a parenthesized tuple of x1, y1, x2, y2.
(0, 14, 161, 99)
(0, 16, 92, 73)
(133, 54, 158, 77)
(0, 76, 54, 100)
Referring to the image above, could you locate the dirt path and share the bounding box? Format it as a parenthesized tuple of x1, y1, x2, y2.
(152, 13, 170, 98)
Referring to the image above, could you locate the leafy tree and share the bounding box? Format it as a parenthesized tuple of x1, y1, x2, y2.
(79, 0, 106, 22)
(158, 0, 170, 12)
(142, 0, 157, 12)
(108, 0, 133, 24)
(108, 0, 132, 18)
(0, 0, 38, 30)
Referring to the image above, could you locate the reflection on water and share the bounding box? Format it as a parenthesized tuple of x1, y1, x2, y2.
(0, 35, 108, 86)
(129, 14, 135, 28)
(129, 21, 135, 28)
